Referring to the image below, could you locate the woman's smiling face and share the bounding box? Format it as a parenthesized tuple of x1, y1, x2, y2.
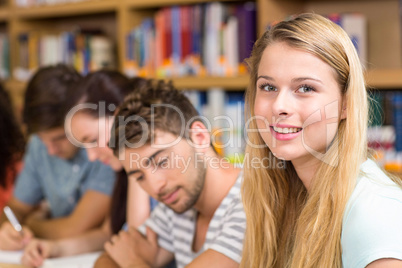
(254, 41, 346, 166)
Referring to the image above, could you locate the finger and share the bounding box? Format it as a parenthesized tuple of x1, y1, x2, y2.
(146, 226, 158, 247)
(22, 248, 43, 268)
(22, 226, 34, 240)
(4, 223, 24, 240)
(111, 235, 119, 244)
(1, 232, 24, 250)
(39, 242, 53, 258)
(28, 244, 43, 262)
(104, 241, 113, 254)
(21, 252, 36, 267)
(128, 227, 143, 239)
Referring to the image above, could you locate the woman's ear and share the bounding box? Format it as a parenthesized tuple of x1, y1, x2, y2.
(341, 99, 347, 120)
(188, 121, 210, 151)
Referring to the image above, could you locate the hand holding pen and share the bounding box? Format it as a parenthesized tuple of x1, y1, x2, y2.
(0, 206, 33, 250)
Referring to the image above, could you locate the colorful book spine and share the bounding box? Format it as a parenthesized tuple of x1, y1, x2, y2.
(124, 2, 257, 78)
(14, 30, 115, 80)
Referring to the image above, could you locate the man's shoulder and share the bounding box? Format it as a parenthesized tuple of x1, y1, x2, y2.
(27, 135, 46, 153)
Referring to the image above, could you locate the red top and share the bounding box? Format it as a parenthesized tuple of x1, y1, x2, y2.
(0, 161, 23, 210)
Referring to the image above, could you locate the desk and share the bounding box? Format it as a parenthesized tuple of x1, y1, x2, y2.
(0, 264, 28, 268)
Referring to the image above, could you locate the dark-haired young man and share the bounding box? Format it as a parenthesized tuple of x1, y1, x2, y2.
(0, 65, 116, 250)
(96, 81, 246, 268)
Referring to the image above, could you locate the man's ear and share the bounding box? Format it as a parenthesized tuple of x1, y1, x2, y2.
(188, 121, 210, 151)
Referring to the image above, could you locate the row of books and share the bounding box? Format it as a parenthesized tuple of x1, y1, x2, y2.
(15, 0, 88, 7)
(367, 91, 402, 172)
(124, 2, 256, 78)
(368, 126, 402, 172)
(369, 91, 402, 151)
(0, 34, 9, 80)
(14, 30, 115, 80)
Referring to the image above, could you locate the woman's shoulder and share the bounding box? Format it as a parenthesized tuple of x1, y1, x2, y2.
(346, 158, 402, 217)
(341, 158, 402, 268)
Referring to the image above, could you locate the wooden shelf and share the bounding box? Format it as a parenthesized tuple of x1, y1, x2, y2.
(164, 75, 249, 90)
(4, 80, 26, 96)
(6, 69, 402, 92)
(14, 0, 118, 19)
(366, 69, 402, 90)
(4, 75, 250, 93)
(0, 7, 10, 21)
(125, 0, 243, 9)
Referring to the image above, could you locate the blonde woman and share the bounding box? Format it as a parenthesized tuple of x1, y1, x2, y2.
(241, 13, 402, 268)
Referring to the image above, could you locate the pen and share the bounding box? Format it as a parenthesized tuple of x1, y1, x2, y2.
(3, 206, 24, 236)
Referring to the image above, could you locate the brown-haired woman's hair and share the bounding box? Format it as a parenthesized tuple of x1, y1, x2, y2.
(65, 70, 146, 119)
(0, 84, 25, 188)
(23, 64, 82, 135)
(66, 70, 147, 233)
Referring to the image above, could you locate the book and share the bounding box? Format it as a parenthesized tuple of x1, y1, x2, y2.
(328, 13, 367, 68)
(124, 2, 257, 78)
(14, 30, 116, 80)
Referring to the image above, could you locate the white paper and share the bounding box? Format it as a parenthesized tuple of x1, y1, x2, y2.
(0, 250, 23, 264)
(40, 251, 101, 268)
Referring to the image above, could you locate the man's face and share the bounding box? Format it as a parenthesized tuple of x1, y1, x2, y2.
(120, 131, 206, 214)
(37, 127, 79, 160)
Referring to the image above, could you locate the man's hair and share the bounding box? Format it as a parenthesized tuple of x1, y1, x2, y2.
(23, 64, 82, 135)
(111, 80, 201, 156)
(0, 84, 25, 188)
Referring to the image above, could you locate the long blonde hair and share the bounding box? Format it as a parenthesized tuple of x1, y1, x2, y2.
(241, 13, 368, 267)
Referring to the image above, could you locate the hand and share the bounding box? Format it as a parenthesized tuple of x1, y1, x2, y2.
(104, 227, 157, 268)
(0, 222, 33, 250)
(21, 239, 59, 267)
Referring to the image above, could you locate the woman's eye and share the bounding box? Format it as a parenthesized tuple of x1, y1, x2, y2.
(136, 175, 144, 182)
(259, 84, 277, 92)
(297, 85, 315, 93)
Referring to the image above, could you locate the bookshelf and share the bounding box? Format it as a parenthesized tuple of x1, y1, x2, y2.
(1, 0, 402, 99)
(0, 0, 400, 176)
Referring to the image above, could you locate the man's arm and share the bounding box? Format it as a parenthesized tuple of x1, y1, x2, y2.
(105, 227, 174, 268)
(25, 190, 110, 239)
(0, 197, 35, 224)
(127, 180, 150, 228)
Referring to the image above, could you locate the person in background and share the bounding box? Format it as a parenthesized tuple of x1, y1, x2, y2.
(0, 83, 25, 210)
(0, 64, 116, 251)
(96, 80, 245, 268)
(240, 13, 402, 268)
(21, 71, 154, 268)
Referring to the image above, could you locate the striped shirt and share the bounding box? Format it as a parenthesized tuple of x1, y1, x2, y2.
(142, 173, 245, 268)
